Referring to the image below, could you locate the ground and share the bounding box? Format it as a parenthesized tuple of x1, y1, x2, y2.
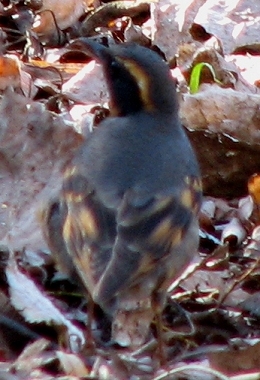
(0, 0, 260, 379)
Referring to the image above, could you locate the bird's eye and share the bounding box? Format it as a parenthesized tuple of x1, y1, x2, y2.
(111, 60, 119, 68)
(110, 60, 123, 75)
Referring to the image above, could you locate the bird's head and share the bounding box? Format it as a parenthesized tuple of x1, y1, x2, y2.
(73, 39, 178, 117)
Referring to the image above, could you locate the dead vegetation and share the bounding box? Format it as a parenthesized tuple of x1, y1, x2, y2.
(0, 0, 260, 378)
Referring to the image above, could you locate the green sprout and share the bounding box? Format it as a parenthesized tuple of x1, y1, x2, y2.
(189, 62, 222, 94)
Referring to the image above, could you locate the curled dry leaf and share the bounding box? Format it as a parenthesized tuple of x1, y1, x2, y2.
(14, 338, 52, 373)
(80, 0, 151, 37)
(6, 253, 85, 352)
(124, 17, 150, 45)
(248, 173, 260, 205)
(56, 351, 89, 377)
(238, 195, 254, 221)
(251, 226, 260, 242)
(199, 198, 216, 232)
(201, 199, 216, 220)
(90, 355, 145, 380)
(221, 217, 247, 247)
(214, 199, 235, 220)
(32, 0, 85, 35)
(69, 104, 95, 136)
(245, 225, 260, 255)
(0, 55, 21, 90)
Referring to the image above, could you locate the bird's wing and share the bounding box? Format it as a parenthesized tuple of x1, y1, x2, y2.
(94, 177, 201, 309)
(41, 198, 80, 280)
(58, 167, 117, 296)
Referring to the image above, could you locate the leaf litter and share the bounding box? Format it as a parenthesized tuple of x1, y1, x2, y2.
(1, 0, 260, 378)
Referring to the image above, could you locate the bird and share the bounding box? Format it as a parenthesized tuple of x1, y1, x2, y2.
(42, 39, 202, 348)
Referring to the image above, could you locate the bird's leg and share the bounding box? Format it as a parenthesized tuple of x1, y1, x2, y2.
(152, 291, 167, 365)
(84, 293, 97, 352)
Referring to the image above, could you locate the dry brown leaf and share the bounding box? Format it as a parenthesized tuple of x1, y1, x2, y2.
(181, 86, 260, 144)
(228, 55, 260, 85)
(32, 0, 85, 35)
(0, 89, 83, 251)
(221, 217, 247, 246)
(245, 226, 260, 255)
(238, 196, 254, 221)
(194, 0, 260, 55)
(6, 254, 85, 351)
(209, 339, 260, 375)
(14, 338, 53, 373)
(2, 2, 260, 377)
(124, 17, 150, 45)
(91, 355, 144, 380)
(152, 0, 260, 59)
(180, 265, 250, 308)
(251, 226, 260, 243)
(62, 60, 108, 104)
(56, 351, 89, 377)
(80, 0, 151, 37)
(186, 130, 260, 198)
(0, 55, 21, 90)
(151, 0, 205, 61)
(201, 199, 216, 220)
(248, 173, 260, 205)
(69, 104, 95, 136)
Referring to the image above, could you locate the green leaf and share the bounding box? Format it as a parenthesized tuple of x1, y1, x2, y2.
(189, 62, 222, 94)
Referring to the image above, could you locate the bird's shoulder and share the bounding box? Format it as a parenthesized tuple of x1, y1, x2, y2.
(67, 112, 199, 209)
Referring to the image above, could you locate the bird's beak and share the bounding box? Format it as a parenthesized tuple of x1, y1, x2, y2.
(69, 37, 112, 63)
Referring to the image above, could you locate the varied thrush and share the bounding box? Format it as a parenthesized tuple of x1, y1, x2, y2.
(42, 39, 202, 347)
